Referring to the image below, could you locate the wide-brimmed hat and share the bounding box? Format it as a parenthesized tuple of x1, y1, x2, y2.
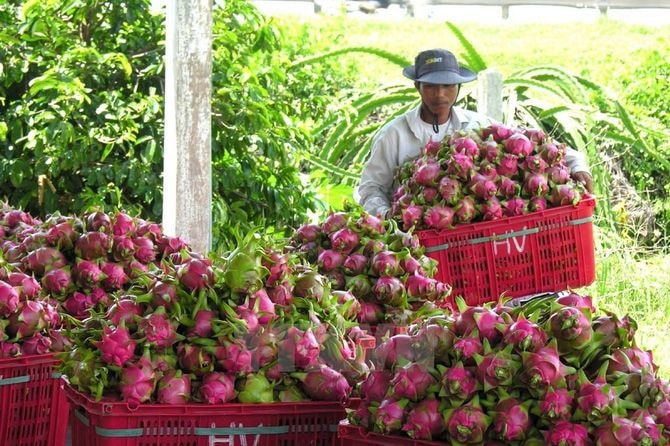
(402, 49, 476, 85)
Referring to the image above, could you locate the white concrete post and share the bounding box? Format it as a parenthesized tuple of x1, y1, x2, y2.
(476, 68, 504, 122)
(163, 0, 213, 254)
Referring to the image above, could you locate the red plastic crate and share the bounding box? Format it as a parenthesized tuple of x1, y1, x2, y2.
(338, 421, 441, 445)
(65, 382, 349, 446)
(0, 353, 69, 446)
(417, 197, 596, 306)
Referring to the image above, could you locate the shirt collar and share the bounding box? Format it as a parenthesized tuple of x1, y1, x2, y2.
(406, 103, 469, 139)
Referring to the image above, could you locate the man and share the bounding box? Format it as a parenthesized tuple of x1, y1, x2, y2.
(355, 48, 593, 218)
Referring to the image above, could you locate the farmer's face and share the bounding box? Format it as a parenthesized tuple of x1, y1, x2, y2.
(417, 82, 459, 116)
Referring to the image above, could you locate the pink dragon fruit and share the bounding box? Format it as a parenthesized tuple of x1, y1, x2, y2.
(549, 305, 593, 351)
(537, 387, 574, 422)
(112, 235, 135, 261)
(543, 420, 592, 446)
(321, 211, 348, 234)
(373, 276, 406, 307)
(491, 397, 531, 442)
(497, 177, 521, 199)
(445, 398, 491, 444)
(440, 362, 478, 403)
(360, 369, 392, 402)
(62, 291, 95, 319)
(138, 308, 179, 349)
(0, 280, 20, 316)
(454, 195, 477, 224)
(357, 301, 384, 324)
(503, 132, 534, 157)
(549, 183, 582, 206)
(374, 398, 408, 434)
(481, 123, 514, 143)
(177, 258, 214, 291)
(41, 268, 72, 296)
(343, 253, 368, 276)
(521, 342, 576, 396)
(469, 173, 498, 201)
(594, 415, 659, 446)
(400, 204, 423, 231)
(72, 259, 105, 289)
(95, 325, 137, 366)
(283, 327, 320, 369)
(7, 300, 47, 339)
(248, 288, 276, 325)
(21, 332, 53, 355)
(401, 398, 444, 440)
(503, 197, 528, 217)
(446, 153, 475, 181)
(523, 173, 550, 197)
(156, 371, 191, 404)
(452, 335, 484, 364)
(100, 261, 129, 291)
(317, 249, 345, 272)
(503, 314, 547, 352)
(199, 372, 237, 403)
(293, 364, 352, 402)
(419, 186, 438, 204)
(149, 280, 178, 309)
(423, 204, 455, 230)
(112, 212, 136, 236)
(475, 345, 522, 392)
(547, 164, 571, 184)
(413, 158, 442, 187)
(85, 210, 111, 231)
(75, 231, 111, 260)
(177, 343, 214, 376)
(356, 213, 385, 236)
(106, 297, 144, 329)
(606, 347, 658, 377)
(422, 139, 441, 156)
(451, 135, 480, 159)
(496, 153, 519, 177)
(455, 306, 505, 345)
(437, 176, 462, 205)
(294, 223, 321, 243)
(7, 272, 41, 300)
(576, 374, 620, 425)
(22, 246, 68, 276)
(523, 127, 546, 143)
(480, 196, 503, 221)
(538, 142, 566, 166)
(528, 196, 548, 212)
(218, 339, 253, 374)
(389, 363, 437, 401)
(329, 227, 360, 254)
(522, 154, 548, 174)
(132, 236, 156, 264)
(120, 360, 157, 406)
(479, 139, 501, 162)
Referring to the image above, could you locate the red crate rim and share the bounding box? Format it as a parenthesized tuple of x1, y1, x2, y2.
(0, 352, 61, 368)
(416, 196, 596, 241)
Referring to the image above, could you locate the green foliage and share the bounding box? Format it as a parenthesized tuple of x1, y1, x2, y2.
(0, 0, 165, 217)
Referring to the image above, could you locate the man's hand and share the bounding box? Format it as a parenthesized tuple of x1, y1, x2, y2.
(572, 171, 594, 193)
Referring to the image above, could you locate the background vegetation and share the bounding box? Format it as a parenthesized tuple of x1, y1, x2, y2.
(1, 1, 669, 375)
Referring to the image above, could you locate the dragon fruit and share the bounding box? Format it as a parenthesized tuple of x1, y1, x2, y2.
(374, 398, 408, 434)
(177, 343, 213, 376)
(423, 204, 455, 229)
(503, 132, 534, 157)
(7, 272, 41, 300)
(413, 158, 442, 187)
(389, 362, 437, 401)
(454, 195, 477, 224)
(439, 361, 479, 403)
(496, 153, 519, 177)
(177, 258, 214, 291)
(21, 332, 53, 355)
(446, 152, 475, 180)
(480, 196, 503, 221)
(41, 268, 72, 296)
(22, 246, 68, 276)
(503, 314, 548, 352)
(474, 345, 521, 391)
(95, 325, 137, 366)
(401, 398, 445, 440)
(594, 413, 661, 445)
(157, 370, 191, 404)
(0, 280, 20, 316)
(521, 342, 576, 396)
(400, 204, 423, 231)
(75, 231, 111, 260)
(490, 396, 532, 442)
(469, 174, 498, 201)
(549, 183, 582, 206)
(7, 300, 47, 339)
(523, 173, 550, 197)
(373, 276, 406, 307)
(549, 305, 593, 350)
(445, 398, 491, 444)
(479, 139, 500, 162)
(138, 308, 179, 349)
(537, 387, 574, 422)
(321, 211, 348, 234)
(575, 374, 620, 425)
(329, 227, 360, 254)
(293, 364, 351, 402)
(199, 372, 237, 403)
(438, 176, 462, 205)
(120, 360, 157, 407)
(543, 420, 591, 446)
(133, 236, 156, 264)
(503, 197, 528, 216)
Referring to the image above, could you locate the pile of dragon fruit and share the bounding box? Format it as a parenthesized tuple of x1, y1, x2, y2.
(347, 293, 670, 444)
(1, 206, 373, 405)
(287, 211, 451, 329)
(391, 123, 587, 231)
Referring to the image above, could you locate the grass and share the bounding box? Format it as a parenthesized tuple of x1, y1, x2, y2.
(275, 11, 670, 377)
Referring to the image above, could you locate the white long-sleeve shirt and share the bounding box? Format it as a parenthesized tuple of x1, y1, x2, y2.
(355, 104, 590, 217)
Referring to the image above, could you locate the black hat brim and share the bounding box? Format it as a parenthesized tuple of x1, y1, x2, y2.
(402, 65, 477, 85)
